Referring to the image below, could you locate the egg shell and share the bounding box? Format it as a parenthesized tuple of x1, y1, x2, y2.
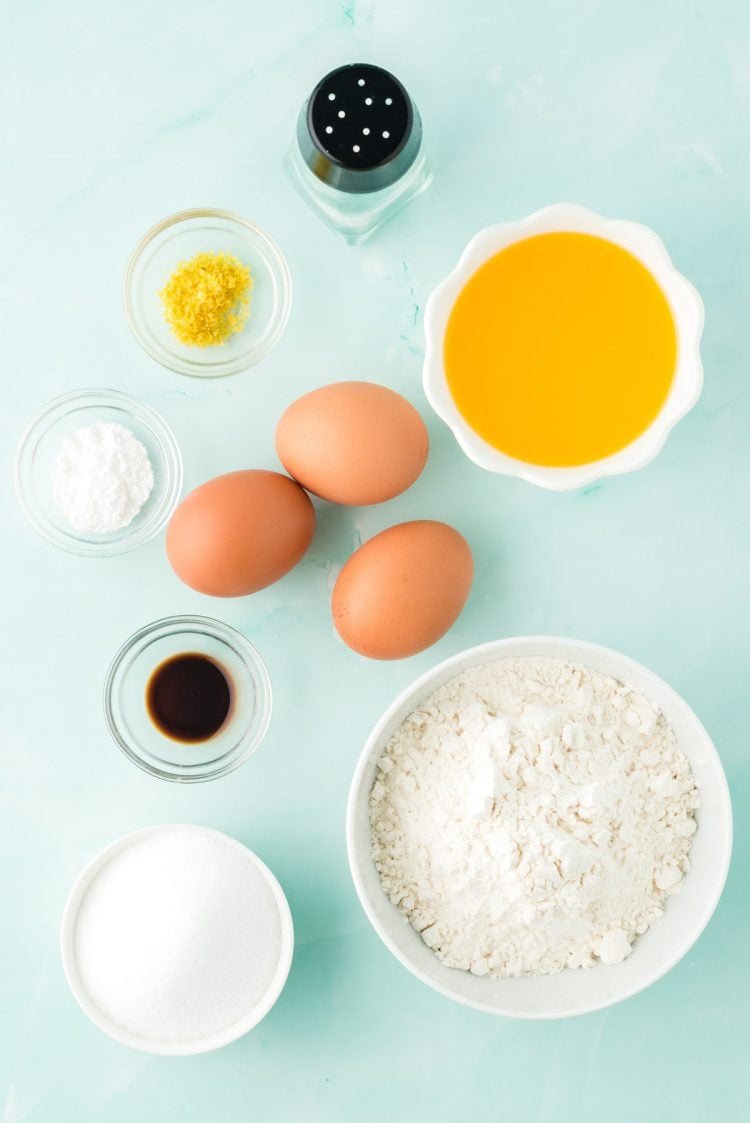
(332, 520, 473, 659)
(275, 381, 429, 506)
(166, 469, 315, 597)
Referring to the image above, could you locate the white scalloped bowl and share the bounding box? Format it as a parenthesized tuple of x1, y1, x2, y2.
(423, 204, 704, 491)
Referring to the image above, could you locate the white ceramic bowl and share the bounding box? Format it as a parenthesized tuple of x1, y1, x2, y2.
(347, 636, 732, 1019)
(61, 825, 294, 1054)
(423, 204, 704, 490)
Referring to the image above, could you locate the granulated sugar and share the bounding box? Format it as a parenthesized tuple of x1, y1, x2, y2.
(74, 827, 282, 1043)
(370, 657, 699, 978)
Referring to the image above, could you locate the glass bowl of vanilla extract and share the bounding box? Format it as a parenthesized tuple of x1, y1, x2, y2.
(103, 615, 272, 782)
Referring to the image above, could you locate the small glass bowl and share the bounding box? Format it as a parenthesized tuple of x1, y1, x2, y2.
(123, 208, 292, 377)
(103, 616, 272, 783)
(13, 388, 183, 557)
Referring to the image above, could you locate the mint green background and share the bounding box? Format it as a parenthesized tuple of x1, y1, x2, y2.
(1, 1, 748, 1119)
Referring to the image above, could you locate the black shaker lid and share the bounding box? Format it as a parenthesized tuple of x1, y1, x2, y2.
(296, 63, 422, 194)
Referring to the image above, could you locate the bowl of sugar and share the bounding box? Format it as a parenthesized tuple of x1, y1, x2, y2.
(61, 825, 294, 1053)
(347, 636, 732, 1019)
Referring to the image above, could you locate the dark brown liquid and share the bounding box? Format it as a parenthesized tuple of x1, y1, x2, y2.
(146, 653, 232, 743)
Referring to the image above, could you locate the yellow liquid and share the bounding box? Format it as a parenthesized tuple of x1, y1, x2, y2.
(444, 232, 677, 467)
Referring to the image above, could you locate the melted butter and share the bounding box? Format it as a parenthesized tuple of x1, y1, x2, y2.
(444, 232, 677, 467)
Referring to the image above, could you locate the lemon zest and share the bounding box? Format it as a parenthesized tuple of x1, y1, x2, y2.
(159, 251, 253, 348)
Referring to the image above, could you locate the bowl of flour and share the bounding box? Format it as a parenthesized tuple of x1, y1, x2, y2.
(347, 637, 732, 1018)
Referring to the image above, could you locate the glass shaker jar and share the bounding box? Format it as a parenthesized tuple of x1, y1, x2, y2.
(283, 63, 432, 246)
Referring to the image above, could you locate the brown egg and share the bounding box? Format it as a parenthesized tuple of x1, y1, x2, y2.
(332, 520, 473, 659)
(275, 381, 429, 506)
(166, 470, 315, 597)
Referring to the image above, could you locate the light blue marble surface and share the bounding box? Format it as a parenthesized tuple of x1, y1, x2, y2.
(1, 1, 748, 1119)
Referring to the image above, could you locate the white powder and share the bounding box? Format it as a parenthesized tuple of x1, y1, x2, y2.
(74, 827, 283, 1044)
(370, 657, 699, 977)
(53, 421, 154, 533)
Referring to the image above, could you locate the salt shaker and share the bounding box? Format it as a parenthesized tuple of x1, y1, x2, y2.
(284, 63, 432, 246)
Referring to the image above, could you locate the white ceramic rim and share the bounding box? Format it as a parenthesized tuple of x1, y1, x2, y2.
(346, 636, 733, 1019)
(12, 387, 183, 557)
(123, 207, 293, 378)
(422, 203, 705, 490)
(61, 824, 295, 1055)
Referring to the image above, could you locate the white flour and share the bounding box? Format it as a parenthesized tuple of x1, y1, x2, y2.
(53, 421, 154, 533)
(370, 657, 699, 977)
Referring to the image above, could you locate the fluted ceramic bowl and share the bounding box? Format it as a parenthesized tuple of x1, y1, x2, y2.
(423, 204, 704, 490)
